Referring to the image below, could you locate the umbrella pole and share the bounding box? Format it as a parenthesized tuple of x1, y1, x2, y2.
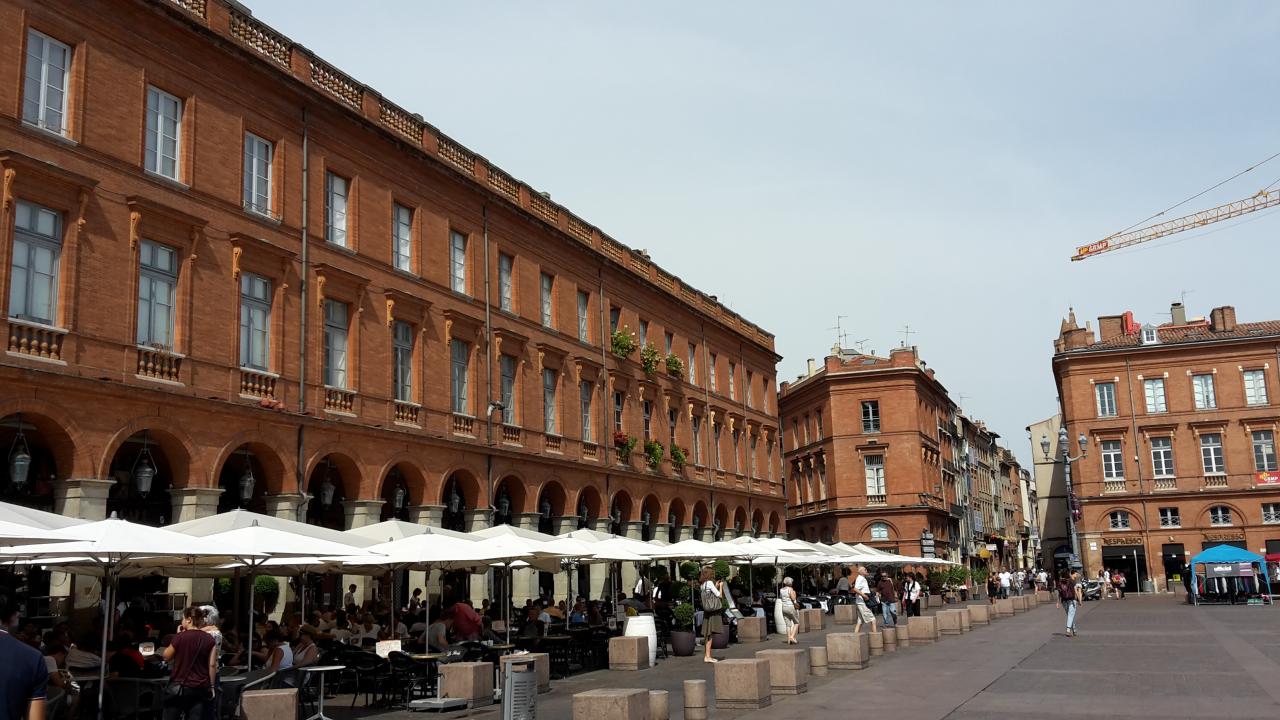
(505, 563, 511, 645)
(96, 571, 113, 720)
(300, 570, 307, 622)
(247, 569, 254, 672)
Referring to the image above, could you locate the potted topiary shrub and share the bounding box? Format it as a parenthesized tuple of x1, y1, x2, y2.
(254, 575, 280, 614)
(971, 567, 989, 600)
(644, 439, 664, 469)
(640, 344, 661, 374)
(671, 602, 696, 656)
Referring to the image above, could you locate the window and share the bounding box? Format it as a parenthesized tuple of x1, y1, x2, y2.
(325, 173, 348, 247)
(137, 240, 177, 348)
(1209, 505, 1232, 526)
(816, 410, 824, 440)
(609, 306, 620, 333)
(1095, 382, 1117, 417)
(642, 400, 652, 440)
(1143, 378, 1166, 414)
(612, 391, 624, 433)
(1261, 503, 1280, 524)
(746, 371, 754, 407)
(864, 455, 885, 495)
(733, 430, 741, 473)
(22, 30, 71, 135)
(638, 319, 648, 347)
(1200, 433, 1225, 475)
(392, 204, 413, 272)
(1150, 437, 1174, 477)
(802, 415, 810, 445)
(8, 201, 61, 325)
(497, 253, 513, 312)
(322, 300, 348, 388)
(576, 290, 589, 342)
(713, 422, 722, 470)
(862, 401, 880, 433)
(1108, 510, 1130, 530)
(542, 368, 557, 434)
(869, 522, 889, 541)
(238, 272, 271, 371)
(691, 416, 703, 464)
(540, 272, 554, 328)
(1244, 369, 1269, 406)
(1158, 507, 1180, 528)
(392, 320, 413, 402)
(450, 339, 469, 414)
(688, 344, 697, 386)
(1101, 440, 1124, 479)
(1192, 374, 1216, 410)
(1141, 326, 1158, 344)
(748, 434, 757, 478)
(728, 362, 737, 400)
(1253, 430, 1277, 472)
(664, 331, 673, 355)
(449, 231, 467, 293)
(709, 353, 718, 390)
(144, 87, 182, 180)
(499, 355, 516, 425)
(580, 381, 593, 443)
(668, 409, 677, 446)
(243, 133, 273, 216)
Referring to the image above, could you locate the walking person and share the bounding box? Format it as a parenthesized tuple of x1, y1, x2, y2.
(876, 571, 898, 627)
(775, 577, 800, 644)
(1, 600, 48, 720)
(851, 566, 878, 634)
(699, 566, 726, 663)
(1056, 571, 1083, 637)
(162, 606, 217, 720)
(998, 568, 1012, 599)
(986, 572, 998, 604)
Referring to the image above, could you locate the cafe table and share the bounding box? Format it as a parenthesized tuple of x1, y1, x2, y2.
(300, 665, 345, 720)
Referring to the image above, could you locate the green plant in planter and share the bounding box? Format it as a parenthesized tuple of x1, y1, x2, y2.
(669, 445, 687, 471)
(672, 602, 696, 631)
(679, 560, 701, 604)
(948, 565, 971, 587)
(665, 353, 684, 378)
(640, 344, 661, 374)
(644, 439, 664, 468)
(254, 575, 280, 610)
(611, 326, 637, 359)
(613, 432, 637, 462)
(712, 558, 731, 581)
(971, 567, 990, 584)
(927, 569, 948, 593)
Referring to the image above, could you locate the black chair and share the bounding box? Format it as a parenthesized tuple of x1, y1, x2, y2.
(346, 651, 392, 708)
(654, 616, 671, 660)
(387, 651, 433, 705)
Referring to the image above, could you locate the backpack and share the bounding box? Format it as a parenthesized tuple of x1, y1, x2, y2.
(1058, 581, 1076, 601)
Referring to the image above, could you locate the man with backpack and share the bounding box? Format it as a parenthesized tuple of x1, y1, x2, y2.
(1056, 571, 1083, 637)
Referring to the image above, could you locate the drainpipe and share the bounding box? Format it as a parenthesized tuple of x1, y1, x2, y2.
(298, 107, 309, 414)
(1124, 358, 1153, 590)
(597, 267, 608, 458)
(702, 324, 713, 526)
(483, 205, 495, 512)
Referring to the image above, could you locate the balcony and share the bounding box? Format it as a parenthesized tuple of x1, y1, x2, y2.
(393, 401, 420, 426)
(545, 434, 563, 453)
(136, 346, 183, 384)
(582, 443, 599, 461)
(1103, 479, 1127, 494)
(239, 368, 277, 400)
(7, 319, 66, 362)
(950, 503, 964, 519)
(1153, 477, 1177, 491)
(323, 387, 355, 414)
(867, 494, 887, 506)
(451, 414, 475, 436)
(1203, 475, 1228, 489)
(501, 425, 522, 445)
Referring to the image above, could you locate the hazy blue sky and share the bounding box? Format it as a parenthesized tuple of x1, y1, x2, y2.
(253, 1, 1280, 462)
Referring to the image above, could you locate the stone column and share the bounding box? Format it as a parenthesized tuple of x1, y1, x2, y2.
(513, 513, 543, 604)
(407, 505, 444, 604)
(676, 525, 695, 542)
(552, 517, 575, 602)
(264, 494, 307, 620)
(465, 510, 492, 607)
(167, 488, 223, 607)
(343, 500, 385, 608)
(53, 478, 116, 611)
(589, 519, 612, 600)
(695, 526, 715, 542)
(621, 521, 645, 598)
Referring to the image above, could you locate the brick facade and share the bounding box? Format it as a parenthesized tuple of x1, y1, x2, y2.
(1053, 303, 1280, 590)
(0, 0, 784, 602)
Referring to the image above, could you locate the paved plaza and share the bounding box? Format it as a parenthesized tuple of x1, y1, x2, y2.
(327, 594, 1280, 719)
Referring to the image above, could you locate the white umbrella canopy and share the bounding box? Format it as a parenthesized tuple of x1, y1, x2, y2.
(578, 537, 649, 562)
(0, 519, 87, 546)
(167, 508, 379, 547)
(0, 500, 87, 530)
(201, 523, 374, 560)
(343, 519, 473, 544)
(0, 514, 264, 562)
(341, 532, 520, 572)
(648, 538, 745, 560)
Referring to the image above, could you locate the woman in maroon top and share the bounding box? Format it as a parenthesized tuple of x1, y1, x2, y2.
(162, 606, 216, 720)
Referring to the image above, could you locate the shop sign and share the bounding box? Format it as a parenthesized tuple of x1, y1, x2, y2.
(1205, 562, 1254, 578)
(1203, 532, 1245, 542)
(1102, 535, 1142, 546)
(1256, 471, 1280, 487)
(985, 543, 997, 552)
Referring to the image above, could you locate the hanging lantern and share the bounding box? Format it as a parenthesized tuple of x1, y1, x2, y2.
(239, 467, 255, 506)
(133, 433, 156, 498)
(447, 484, 463, 514)
(392, 483, 407, 511)
(8, 421, 32, 491)
(540, 498, 552, 519)
(319, 461, 336, 507)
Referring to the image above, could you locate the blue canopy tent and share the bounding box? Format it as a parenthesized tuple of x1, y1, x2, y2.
(1189, 544, 1273, 606)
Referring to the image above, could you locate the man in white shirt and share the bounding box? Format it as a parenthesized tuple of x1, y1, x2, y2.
(998, 569, 1012, 599)
(1014, 569, 1026, 596)
(852, 565, 877, 634)
(342, 584, 358, 610)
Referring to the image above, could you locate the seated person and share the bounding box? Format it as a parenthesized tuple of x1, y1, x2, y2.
(105, 639, 146, 678)
(350, 614, 380, 645)
(568, 601, 588, 625)
(518, 606, 545, 639)
(292, 626, 320, 669)
(426, 611, 452, 653)
(261, 632, 294, 673)
(449, 601, 483, 642)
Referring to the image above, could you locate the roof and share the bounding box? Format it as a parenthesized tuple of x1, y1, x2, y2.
(1191, 544, 1263, 565)
(1079, 320, 1280, 352)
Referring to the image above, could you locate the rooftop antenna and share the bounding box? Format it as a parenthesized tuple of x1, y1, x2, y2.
(1180, 289, 1193, 305)
(852, 338, 869, 353)
(899, 324, 915, 348)
(828, 315, 849, 349)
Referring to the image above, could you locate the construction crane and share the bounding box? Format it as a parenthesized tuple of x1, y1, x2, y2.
(1073, 187, 1280, 261)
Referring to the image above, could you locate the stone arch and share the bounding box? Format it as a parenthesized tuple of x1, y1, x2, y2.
(211, 434, 290, 496)
(640, 494, 662, 527)
(439, 467, 483, 510)
(667, 497, 688, 528)
(860, 518, 899, 540)
(213, 440, 288, 514)
(303, 447, 362, 502)
(99, 418, 196, 489)
(1101, 505, 1145, 531)
(573, 484, 603, 522)
(751, 508, 765, 537)
(374, 455, 429, 509)
(691, 500, 709, 533)
(1201, 502, 1244, 528)
(713, 503, 729, 536)
(610, 489, 634, 524)
(0, 400, 88, 480)
(732, 506, 748, 534)
(379, 460, 427, 521)
(494, 475, 528, 520)
(534, 478, 568, 519)
(768, 511, 782, 536)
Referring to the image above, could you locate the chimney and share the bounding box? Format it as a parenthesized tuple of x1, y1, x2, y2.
(806, 358, 816, 376)
(1210, 306, 1237, 333)
(1097, 315, 1125, 341)
(1171, 302, 1187, 325)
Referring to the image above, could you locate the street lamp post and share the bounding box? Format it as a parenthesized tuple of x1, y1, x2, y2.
(1041, 427, 1088, 572)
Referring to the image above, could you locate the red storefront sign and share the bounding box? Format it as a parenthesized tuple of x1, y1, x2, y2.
(1256, 472, 1280, 487)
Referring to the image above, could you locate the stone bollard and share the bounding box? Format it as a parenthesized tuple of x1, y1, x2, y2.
(882, 626, 899, 652)
(440, 662, 494, 708)
(868, 630, 884, 656)
(826, 632, 871, 670)
(936, 610, 964, 636)
(808, 646, 829, 676)
(572, 689, 650, 720)
(609, 635, 649, 671)
(684, 679, 708, 720)
(1011, 595, 1028, 613)
(898, 624, 911, 648)
(958, 608, 972, 632)
(241, 689, 296, 720)
(715, 659, 773, 710)
(796, 609, 809, 633)
(737, 615, 767, 643)
(968, 603, 991, 625)
(907, 615, 940, 644)
(1037, 589, 1053, 604)
(802, 608, 825, 632)
(994, 598, 1014, 617)
(756, 648, 809, 695)
(834, 603, 856, 625)
(650, 690, 669, 720)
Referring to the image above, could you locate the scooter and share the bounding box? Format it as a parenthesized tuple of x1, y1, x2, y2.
(1080, 579, 1103, 602)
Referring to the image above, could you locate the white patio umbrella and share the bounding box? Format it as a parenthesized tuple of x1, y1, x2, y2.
(0, 514, 268, 719)
(0, 518, 88, 546)
(0, 500, 88, 530)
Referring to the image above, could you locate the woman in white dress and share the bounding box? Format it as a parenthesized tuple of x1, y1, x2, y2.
(774, 577, 799, 644)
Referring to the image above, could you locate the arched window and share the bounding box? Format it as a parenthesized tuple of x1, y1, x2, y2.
(1209, 505, 1232, 526)
(869, 522, 890, 541)
(1108, 510, 1130, 530)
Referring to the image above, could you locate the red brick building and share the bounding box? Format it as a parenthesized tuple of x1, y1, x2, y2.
(1053, 303, 1280, 591)
(779, 344, 1027, 568)
(0, 0, 784, 608)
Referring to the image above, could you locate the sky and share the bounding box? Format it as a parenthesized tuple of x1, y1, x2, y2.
(252, 1, 1280, 463)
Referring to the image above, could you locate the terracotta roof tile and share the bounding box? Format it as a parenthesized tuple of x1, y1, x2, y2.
(1084, 320, 1280, 351)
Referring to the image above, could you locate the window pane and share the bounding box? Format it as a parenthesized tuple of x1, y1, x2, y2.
(145, 87, 181, 179)
(393, 204, 412, 272)
(498, 254, 513, 311)
(325, 174, 348, 246)
(577, 290, 589, 342)
(540, 273, 554, 327)
(450, 232, 467, 293)
(543, 368, 557, 434)
(451, 339, 469, 413)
